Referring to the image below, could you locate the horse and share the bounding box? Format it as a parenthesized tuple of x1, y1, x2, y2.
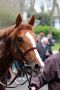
(0, 14, 44, 90)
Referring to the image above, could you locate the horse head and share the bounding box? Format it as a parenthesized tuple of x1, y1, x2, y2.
(10, 14, 44, 72)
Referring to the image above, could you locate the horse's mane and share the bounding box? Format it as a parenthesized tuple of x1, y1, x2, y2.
(19, 24, 32, 30)
(0, 25, 15, 39)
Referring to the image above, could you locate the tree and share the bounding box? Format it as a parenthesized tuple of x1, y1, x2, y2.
(46, 0, 60, 25)
(27, 0, 36, 17)
(37, 12, 51, 25)
(18, 0, 25, 16)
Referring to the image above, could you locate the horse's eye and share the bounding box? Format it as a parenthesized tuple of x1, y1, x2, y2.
(17, 37, 24, 42)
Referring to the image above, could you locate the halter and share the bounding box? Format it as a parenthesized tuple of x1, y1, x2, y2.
(11, 37, 37, 62)
(0, 26, 40, 89)
(0, 38, 37, 88)
(0, 37, 37, 88)
(10, 29, 37, 88)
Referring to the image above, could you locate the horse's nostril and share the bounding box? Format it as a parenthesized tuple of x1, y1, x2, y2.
(32, 64, 41, 75)
(34, 64, 41, 72)
(34, 64, 40, 69)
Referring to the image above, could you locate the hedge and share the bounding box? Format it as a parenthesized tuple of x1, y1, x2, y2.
(33, 25, 60, 41)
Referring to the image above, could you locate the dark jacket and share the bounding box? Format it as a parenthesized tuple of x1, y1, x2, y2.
(30, 52, 60, 90)
(48, 38, 54, 55)
(36, 42, 48, 62)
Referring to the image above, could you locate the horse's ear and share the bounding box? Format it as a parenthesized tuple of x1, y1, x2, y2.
(15, 13, 22, 27)
(28, 15, 35, 26)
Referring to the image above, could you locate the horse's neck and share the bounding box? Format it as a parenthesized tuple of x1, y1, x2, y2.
(0, 25, 15, 39)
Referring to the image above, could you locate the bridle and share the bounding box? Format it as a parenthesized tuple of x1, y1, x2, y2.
(12, 38, 37, 59)
(0, 26, 39, 88)
(0, 37, 37, 88)
(4, 28, 37, 88)
(9, 29, 39, 88)
(11, 25, 37, 63)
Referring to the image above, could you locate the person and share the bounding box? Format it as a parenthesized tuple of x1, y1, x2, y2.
(36, 37, 50, 62)
(37, 32, 45, 43)
(29, 52, 60, 90)
(47, 32, 54, 55)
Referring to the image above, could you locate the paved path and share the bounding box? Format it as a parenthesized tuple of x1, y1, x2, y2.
(53, 50, 58, 54)
(7, 85, 48, 90)
(6, 78, 48, 90)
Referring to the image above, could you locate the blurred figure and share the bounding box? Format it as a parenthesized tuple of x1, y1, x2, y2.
(29, 52, 60, 90)
(36, 37, 50, 62)
(37, 32, 45, 43)
(47, 32, 54, 55)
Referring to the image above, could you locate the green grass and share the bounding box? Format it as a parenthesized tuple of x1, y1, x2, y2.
(52, 42, 60, 51)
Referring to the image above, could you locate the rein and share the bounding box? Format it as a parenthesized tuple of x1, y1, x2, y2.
(0, 61, 33, 88)
(0, 27, 38, 88)
(7, 37, 37, 88)
(0, 37, 37, 88)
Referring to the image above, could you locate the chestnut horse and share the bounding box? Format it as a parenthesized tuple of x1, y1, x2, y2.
(0, 14, 44, 90)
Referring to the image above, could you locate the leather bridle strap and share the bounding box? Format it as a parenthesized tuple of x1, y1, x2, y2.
(23, 47, 37, 57)
(12, 39, 37, 60)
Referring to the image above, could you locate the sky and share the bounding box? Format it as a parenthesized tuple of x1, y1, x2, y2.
(34, 0, 60, 29)
(34, 0, 60, 13)
(34, 0, 47, 12)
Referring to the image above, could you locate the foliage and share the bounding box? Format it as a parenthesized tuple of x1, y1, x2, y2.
(0, 6, 17, 28)
(52, 42, 60, 51)
(33, 25, 60, 40)
(37, 12, 51, 25)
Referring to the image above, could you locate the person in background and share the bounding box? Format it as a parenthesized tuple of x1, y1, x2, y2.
(37, 32, 45, 43)
(47, 32, 54, 55)
(36, 37, 50, 62)
(29, 52, 60, 90)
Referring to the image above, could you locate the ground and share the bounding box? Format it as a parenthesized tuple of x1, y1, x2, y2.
(6, 78, 48, 90)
